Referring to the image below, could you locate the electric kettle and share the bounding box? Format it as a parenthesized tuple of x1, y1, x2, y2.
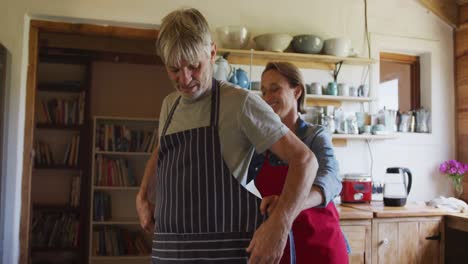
(383, 167, 412, 207)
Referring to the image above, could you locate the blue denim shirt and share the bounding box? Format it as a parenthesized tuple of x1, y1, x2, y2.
(247, 117, 342, 206)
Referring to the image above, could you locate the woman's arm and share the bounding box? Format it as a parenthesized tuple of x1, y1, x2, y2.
(303, 126, 341, 208)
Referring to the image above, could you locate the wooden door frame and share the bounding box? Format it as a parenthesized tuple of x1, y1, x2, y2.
(20, 19, 157, 264)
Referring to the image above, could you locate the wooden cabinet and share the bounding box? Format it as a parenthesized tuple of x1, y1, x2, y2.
(341, 220, 372, 264)
(371, 216, 443, 264)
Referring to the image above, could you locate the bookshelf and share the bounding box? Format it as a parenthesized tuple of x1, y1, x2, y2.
(89, 116, 158, 264)
(31, 49, 92, 264)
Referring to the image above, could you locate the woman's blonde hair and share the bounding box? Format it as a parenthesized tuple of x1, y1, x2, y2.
(156, 8, 212, 66)
(262, 62, 306, 114)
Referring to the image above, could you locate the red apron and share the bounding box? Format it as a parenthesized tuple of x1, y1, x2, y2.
(255, 153, 349, 264)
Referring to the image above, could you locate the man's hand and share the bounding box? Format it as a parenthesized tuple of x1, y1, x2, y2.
(246, 215, 289, 264)
(136, 192, 155, 233)
(259, 195, 279, 216)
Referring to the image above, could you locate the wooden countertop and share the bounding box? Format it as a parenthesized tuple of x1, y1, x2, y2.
(336, 204, 373, 220)
(340, 201, 450, 218)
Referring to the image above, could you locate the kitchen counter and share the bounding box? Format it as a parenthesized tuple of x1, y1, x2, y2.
(340, 201, 451, 218)
(336, 204, 373, 220)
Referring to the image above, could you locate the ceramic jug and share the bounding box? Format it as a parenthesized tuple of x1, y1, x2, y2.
(213, 56, 231, 81)
(229, 67, 250, 89)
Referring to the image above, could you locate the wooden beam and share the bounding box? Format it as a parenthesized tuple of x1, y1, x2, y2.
(418, 0, 459, 27)
(39, 32, 157, 55)
(31, 20, 158, 40)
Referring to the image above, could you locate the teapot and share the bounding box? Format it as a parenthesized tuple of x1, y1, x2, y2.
(383, 167, 412, 207)
(229, 67, 250, 89)
(213, 56, 231, 81)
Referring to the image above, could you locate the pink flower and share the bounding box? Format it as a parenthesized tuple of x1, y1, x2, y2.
(440, 159, 468, 177)
(439, 163, 448, 173)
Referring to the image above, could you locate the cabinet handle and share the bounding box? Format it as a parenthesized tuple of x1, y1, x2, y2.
(425, 233, 441, 241)
(380, 238, 389, 245)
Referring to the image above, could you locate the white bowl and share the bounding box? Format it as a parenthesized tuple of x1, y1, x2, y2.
(216, 26, 250, 49)
(323, 38, 351, 57)
(254, 33, 292, 52)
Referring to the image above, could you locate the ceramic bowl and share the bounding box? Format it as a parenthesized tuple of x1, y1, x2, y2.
(254, 33, 292, 52)
(216, 26, 250, 49)
(323, 37, 351, 57)
(291, 34, 323, 54)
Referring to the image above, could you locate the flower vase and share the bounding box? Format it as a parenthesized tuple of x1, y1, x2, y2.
(450, 174, 464, 198)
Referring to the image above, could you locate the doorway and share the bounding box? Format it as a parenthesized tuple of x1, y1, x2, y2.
(22, 20, 171, 264)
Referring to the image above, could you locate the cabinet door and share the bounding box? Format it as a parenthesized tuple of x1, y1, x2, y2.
(341, 220, 371, 264)
(372, 218, 442, 264)
(418, 221, 441, 264)
(374, 222, 399, 264)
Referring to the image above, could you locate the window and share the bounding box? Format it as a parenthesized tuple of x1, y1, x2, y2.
(379, 52, 420, 112)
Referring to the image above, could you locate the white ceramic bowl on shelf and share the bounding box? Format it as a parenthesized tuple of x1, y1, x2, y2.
(254, 33, 292, 52)
(323, 37, 351, 57)
(216, 26, 250, 49)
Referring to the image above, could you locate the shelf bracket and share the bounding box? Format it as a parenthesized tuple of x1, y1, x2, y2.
(222, 52, 230, 59)
(333, 61, 343, 82)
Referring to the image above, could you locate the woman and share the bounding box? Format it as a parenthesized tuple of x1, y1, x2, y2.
(248, 62, 349, 264)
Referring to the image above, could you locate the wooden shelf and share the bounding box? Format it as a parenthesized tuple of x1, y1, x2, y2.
(306, 94, 373, 102)
(37, 83, 84, 93)
(218, 48, 376, 70)
(94, 186, 139, 191)
(250, 91, 372, 103)
(34, 165, 81, 171)
(95, 150, 151, 156)
(332, 134, 398, 140)
(92, 219, 140, 225)
(33, 204, 80, 212)
(94, 116, 159, 122)
(90, 256, 150, 261)
(36, 123, 83, 130)
(32, 247, 79, 252)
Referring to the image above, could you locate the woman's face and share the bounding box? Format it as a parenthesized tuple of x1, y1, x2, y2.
(261, 69, 301, 119)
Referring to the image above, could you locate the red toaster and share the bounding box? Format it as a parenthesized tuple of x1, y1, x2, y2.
(340, 174, 372, 203)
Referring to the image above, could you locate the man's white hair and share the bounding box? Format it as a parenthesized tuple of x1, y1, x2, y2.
(156, 8, 212, 66)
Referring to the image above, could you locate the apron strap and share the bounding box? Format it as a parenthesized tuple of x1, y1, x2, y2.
(161, 78, 219, 137)
(209, 78, 220, 128)
(160, 96, 181, 137)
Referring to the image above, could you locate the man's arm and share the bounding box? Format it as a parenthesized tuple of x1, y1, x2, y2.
(247, 130, 318, 263)
(136, 145, 159, 233)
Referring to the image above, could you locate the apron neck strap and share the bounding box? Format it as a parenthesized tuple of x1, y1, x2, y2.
(161, 78, 220, 137)
(210, 78, 220, 128)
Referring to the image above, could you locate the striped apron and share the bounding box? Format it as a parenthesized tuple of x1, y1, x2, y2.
(152, 79, 265, 263)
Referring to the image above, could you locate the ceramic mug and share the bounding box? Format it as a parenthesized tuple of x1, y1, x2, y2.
(326, 82, 338, 96)
(338, 83, 349, 96)
(349, 86, 358, 97)
(310, 82, 322, 95)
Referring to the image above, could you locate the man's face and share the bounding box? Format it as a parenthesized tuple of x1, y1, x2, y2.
(166, 45, 216, 99)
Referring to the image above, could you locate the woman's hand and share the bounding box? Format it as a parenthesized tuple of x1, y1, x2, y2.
(260, 195, 279, 216)
(136, 192, 155, 233)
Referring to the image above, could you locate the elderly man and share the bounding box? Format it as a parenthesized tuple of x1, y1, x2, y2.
(136, 8, 318, 263)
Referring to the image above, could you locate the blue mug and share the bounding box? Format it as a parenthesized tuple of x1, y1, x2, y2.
(326, 82, 338, 96)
